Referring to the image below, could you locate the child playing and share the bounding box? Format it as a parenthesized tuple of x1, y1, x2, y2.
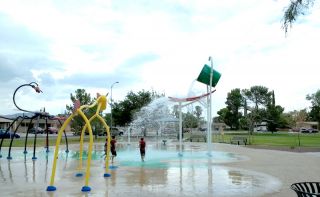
(139, 137, 146, 162)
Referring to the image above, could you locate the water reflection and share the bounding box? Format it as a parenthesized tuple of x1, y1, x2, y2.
(228, 170, 243, 185)
(8, 160, 13, 183)
(32, 159, 35, 183)
(0, 145, 281, 197)
(179, 157, 182, 192)
(24, 155, 28, 183)
(64, 152, 69, 170)
(44, 153, 49, 181)
(0, 161, 5, 182)
(207, 158, 213, 194)
(111, 167, 117, 186)
(139, 166, 146, 186)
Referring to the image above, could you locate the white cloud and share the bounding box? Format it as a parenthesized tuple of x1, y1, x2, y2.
(0, 0, 319, 118)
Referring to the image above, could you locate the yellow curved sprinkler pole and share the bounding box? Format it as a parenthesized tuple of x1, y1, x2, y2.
(47, 95, 110, 192)
(79, 122, 89, 171)
(48, 113, 75, 187)
(78, 104, 111, 176)
(77, 109, 94, 188)
(78, 103, 101, 170)
(97, 115, 111, 175)
(77, 99, 101, 170)
(96, 95, 112, 175)
(78, 123, 86, 171)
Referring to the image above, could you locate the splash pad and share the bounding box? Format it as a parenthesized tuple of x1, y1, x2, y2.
(0, 143, 281, 197)
(0, 59, 283, 196)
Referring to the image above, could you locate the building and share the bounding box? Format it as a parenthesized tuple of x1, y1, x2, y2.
(0, 115, 70, 133)
(254, 122, 268, 132)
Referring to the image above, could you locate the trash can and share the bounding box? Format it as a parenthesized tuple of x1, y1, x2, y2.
(291, 182, 320, 197)
(196, 64, 221, 87)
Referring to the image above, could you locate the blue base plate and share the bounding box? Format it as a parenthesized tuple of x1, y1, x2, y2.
(104, 173, 111, 177)
(81, 186, 91, 192)
(76, 173, 84, 177)
(47, 186, 56, 191)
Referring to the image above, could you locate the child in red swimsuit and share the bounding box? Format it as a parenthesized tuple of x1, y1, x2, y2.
(110, 136, 117, 163)
(139, 138, 146, 162)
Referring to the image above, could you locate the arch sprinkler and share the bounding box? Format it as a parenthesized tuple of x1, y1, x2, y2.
(0, 82, 69, 160)
(47, 93, 111, 192)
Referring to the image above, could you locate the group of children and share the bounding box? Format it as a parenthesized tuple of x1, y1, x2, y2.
(104, 136, 146, 163)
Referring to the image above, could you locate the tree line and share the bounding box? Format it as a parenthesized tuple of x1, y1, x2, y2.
(217, 85, 320, 132)
(63, 87, 319, 134)
(64, 89, 208, 134)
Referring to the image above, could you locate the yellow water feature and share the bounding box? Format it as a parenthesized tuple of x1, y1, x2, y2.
(47, 95, 111, 192)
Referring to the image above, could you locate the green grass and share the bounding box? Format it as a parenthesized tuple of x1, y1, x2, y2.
(214, 131, 320, 148)
(0, 136, 107, 147)
(1, 132, 320, 149)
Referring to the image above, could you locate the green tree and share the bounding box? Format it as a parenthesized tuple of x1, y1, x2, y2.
(281, 112, 296, 128)
(217, 89, 244, 130)
(265, 90, 285, 132)
(306, 90, 320, 126)
(194, 106, 203, 119)
(239, 116, 250, 130)
(183, 112, 198, 128)
(306, 89, 320, 107)
(242, 86, 272, 110)
(217, 108, 233, 129)
(242, 86, 272, 131)
(283, 0, 316, 34)
(112, 90, 163, 126)
(194, 105, 203, 128)
(286, 109, 308, 130)
(65, 89, 94, 135)
(266, 105, 284, 132)
(226, 88, 243, 130)
(172, 105, 179, 119)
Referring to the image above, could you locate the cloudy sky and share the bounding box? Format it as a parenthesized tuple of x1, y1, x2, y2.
(0, 0, 319, 117)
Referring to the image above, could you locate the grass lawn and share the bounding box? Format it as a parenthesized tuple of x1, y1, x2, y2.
(1, 131, 320, 150)
(0, 136, 107, 148)
(214, 131, 320, 148)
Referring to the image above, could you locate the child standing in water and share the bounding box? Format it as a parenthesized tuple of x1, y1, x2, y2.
(139, 138, 146, 162)
(110, 136, 117, 163)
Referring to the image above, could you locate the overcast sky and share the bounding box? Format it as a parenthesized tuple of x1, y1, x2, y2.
(0, 0, 319, 117)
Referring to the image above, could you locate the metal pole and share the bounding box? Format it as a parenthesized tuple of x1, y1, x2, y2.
(128, 127, 131, 146)
(179, 102, 183, 156)
(110, 82, 119, 135)
(206, 85, 210, 153)
(208, 56, 214, 156)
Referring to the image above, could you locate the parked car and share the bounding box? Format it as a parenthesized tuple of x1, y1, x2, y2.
(300, 128, 309, 133)
(29, 127, 44, 134)
(308, 128, 319, 133)
(98, 127, 124, 136)
(112, 127, 124, 136)
(300, 128, 319, 133)
(291, 128, 300, 132)
(199, 127, 207, 131)
(47, 127, 58, 134)
(0, 129, 20, 139)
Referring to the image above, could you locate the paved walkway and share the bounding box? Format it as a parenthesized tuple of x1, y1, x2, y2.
(0, 143, 319, 196)
(213, 143, 320, 196)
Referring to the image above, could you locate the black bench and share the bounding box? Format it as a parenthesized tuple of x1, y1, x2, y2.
(189, 135, 206, 142)
(230, 136, 247, 145)
(162, 139, 167, 145)
(291, 182, 320, 197)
